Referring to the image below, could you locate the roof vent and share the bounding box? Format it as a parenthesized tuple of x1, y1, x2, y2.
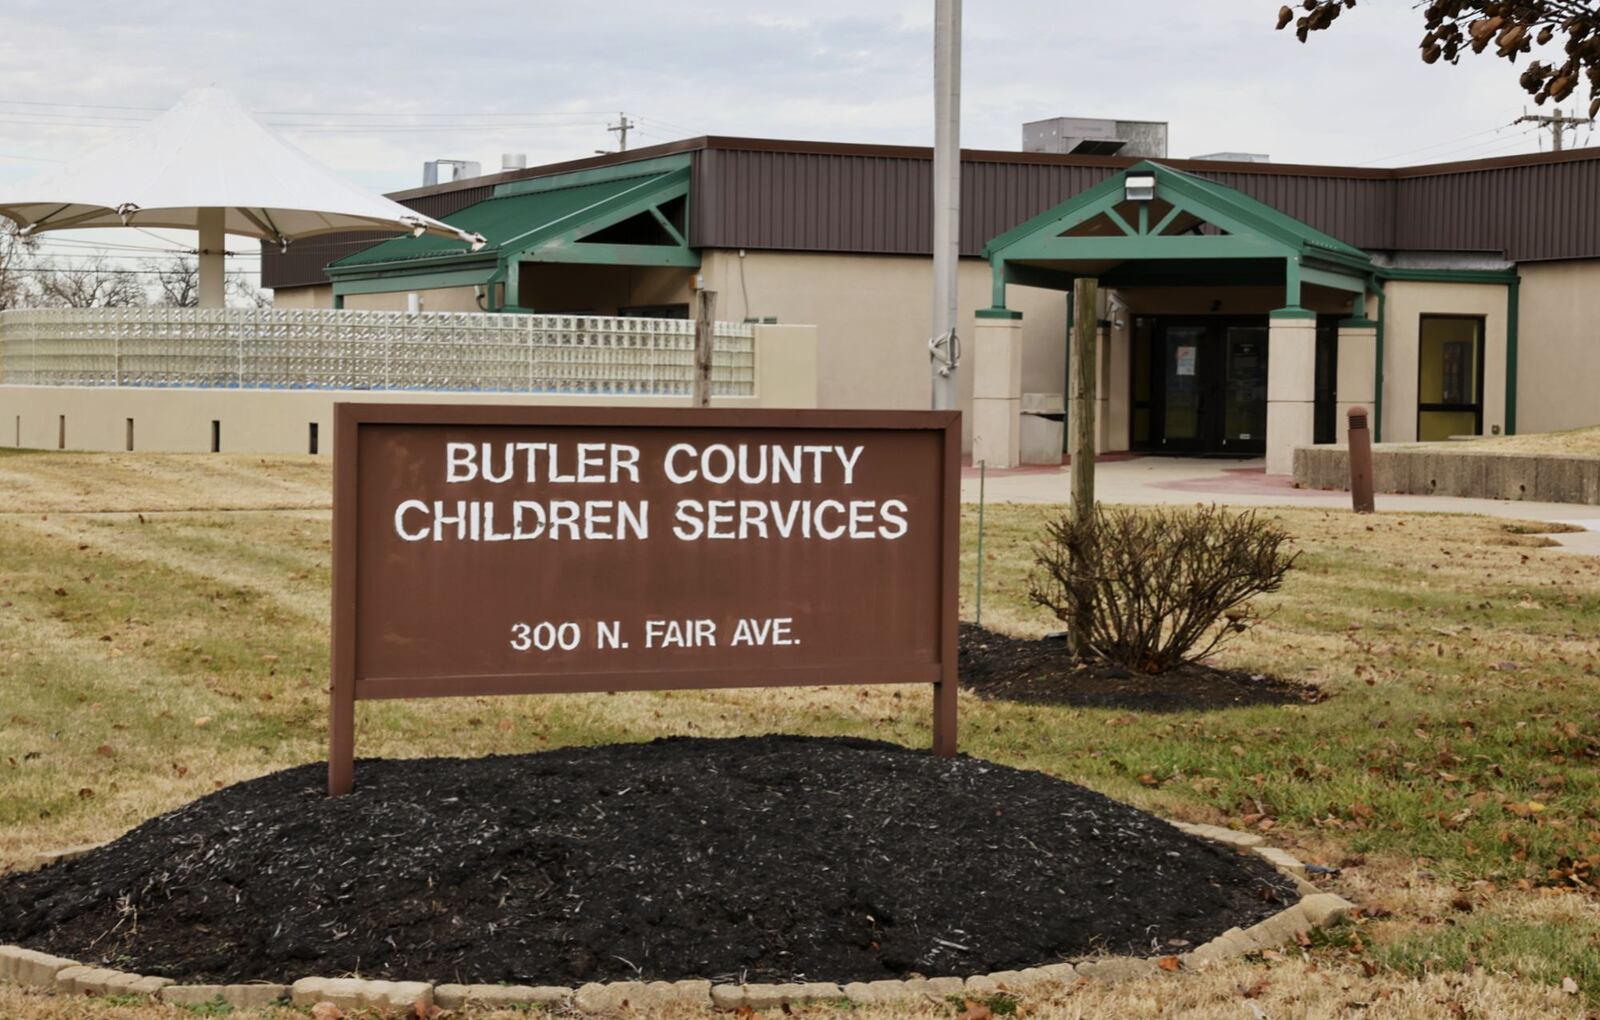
(422, 159, 482, 187)
(1022, 117, 1167, 158)
(1190, 151, 1271, 163)
(502, 153, 527, 172)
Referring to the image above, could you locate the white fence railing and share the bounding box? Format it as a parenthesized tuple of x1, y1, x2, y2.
(0, 308, 756, 397)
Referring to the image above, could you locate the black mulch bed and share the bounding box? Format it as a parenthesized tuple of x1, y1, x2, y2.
(0, 736, 1299, 987)
(959, 624, 1325, 711)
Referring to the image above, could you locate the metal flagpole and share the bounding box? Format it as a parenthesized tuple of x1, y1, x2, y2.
(930, 0, 962, 410)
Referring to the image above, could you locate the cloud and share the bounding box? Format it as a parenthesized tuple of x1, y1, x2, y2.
(0, 0, 1578, 274)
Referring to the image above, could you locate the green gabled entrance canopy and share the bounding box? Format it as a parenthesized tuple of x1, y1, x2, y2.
(980, 160, 1376, 316)
(325, 155, 696, 308)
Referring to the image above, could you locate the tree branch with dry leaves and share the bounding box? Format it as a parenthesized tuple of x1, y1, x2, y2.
(1279, 1, 1600, 118)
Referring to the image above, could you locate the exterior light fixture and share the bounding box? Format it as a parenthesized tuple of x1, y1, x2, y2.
(1124, 172, 1156, 202)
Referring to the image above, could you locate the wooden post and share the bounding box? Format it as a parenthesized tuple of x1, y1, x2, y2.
(693, 288, 717, 407)
(1071, 277, 1098, 658)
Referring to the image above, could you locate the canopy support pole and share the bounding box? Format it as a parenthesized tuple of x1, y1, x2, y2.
(198, 208, 226, 309)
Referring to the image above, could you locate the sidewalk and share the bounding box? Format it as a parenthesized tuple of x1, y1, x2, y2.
(960, 456, 1600, 556)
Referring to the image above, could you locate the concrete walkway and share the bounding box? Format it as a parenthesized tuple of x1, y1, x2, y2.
(960, 456, 1600, 556)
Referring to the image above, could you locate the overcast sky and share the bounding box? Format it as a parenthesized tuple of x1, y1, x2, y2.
(1, 0, 1591, 282)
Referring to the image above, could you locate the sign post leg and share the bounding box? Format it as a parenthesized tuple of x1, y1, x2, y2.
(329, 684, 354, 796)
(933, 673, 957, 756)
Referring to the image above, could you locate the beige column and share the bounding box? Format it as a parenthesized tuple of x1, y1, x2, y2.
(1095, 322, 1113, 453)
(1266, 310, 1317, 475)
(196, 207, 227, 309)
(1106, 308, 1131, 451)
(1335, 320, 1378, 444)
(972, 312, 1023, 468)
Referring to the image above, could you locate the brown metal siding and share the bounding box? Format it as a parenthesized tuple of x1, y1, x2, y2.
(699, 146, 1599, 261)
(694, 148, 933, 255)
(265, 138, 1600, 291)
(694, 149, 1413, 259)
(1395, 158, 1600, 260)
(260, 185, 495, 290)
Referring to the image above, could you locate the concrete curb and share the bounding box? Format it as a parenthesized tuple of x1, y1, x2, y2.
(1, 824, 1354, 1014)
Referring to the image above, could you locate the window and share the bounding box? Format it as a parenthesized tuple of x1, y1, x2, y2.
(1417, 315, 1484, 442)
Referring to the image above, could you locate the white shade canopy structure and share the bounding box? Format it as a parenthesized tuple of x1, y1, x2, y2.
(0, 87, 484, 307)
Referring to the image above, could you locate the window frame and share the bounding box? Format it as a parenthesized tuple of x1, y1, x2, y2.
(1416, 313, 1486, 441)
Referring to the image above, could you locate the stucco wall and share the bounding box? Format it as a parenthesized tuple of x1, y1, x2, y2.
(698, 250, 1068, 449)
(1381, 280, 1509, 443)
(1516, 260, 1600, 435)
(272, 284, 333, 309)
(342, 287, 487, 313)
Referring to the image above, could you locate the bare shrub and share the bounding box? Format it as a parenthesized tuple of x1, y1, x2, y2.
(1028, 504, 1298, 673)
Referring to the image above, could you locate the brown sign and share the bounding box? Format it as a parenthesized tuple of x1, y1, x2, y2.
(329, 404, 961, 794)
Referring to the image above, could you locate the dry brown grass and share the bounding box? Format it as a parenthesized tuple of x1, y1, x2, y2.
(0, 451, 329, 514)
(1403, 424, 1600, 458)
(3, 451, 1600, 1018)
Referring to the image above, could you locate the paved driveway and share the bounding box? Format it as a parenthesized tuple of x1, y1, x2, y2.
(960, 456, 1600, 556)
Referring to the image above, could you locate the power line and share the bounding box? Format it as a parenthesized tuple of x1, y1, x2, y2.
(0, 99, 164, 112)
(21, 250, 260, 262)
(13, 263, 257, 278)
(1355, 121, 1518, 167)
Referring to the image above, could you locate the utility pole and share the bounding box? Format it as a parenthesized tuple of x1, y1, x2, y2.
(930, 0, 961, 411)
(1516, 106, 1591, 151)
(608, 113, 635, 152)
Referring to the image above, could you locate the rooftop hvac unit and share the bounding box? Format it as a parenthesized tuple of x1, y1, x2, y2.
(422, 159, 482, 187)
(1021, 117, 1168, 158)
(502, 153, 527, 172)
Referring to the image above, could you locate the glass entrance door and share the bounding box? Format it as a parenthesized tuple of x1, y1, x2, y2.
(1161, 326, 1206, 450)
(1142, 318, 1269, 455)
(1220, 326, 1267, 454)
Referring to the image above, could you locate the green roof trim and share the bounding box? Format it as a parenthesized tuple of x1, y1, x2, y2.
(981, 160, 1375, 279)
(326, 166, 697, 291)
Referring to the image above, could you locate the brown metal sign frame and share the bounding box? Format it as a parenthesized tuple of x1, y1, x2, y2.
(329, 403, 961, 795)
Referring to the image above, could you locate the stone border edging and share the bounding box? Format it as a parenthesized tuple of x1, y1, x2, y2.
(1, 825, 1355, 1014)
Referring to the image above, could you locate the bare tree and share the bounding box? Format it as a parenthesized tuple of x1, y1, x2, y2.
(149, 255, 199, 308)
(1279, 1, 1600, 117)
(33, 258, 145, 309)
(0, 221, 38, 311)
(228, 273, 272, 309)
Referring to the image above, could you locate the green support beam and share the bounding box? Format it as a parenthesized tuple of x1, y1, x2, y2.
(1505, 275, 1520, 435)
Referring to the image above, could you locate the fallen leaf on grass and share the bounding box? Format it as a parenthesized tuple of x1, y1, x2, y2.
(1240, 977, 1270, 998)
(310, 1002, 343, 1020)
(411, 999, 442, 1019)
(95, 744, 114, 757)
(1156, 955, 1181, 972)
(193, 716, 212, 728)
(1562, 977, 1579, 994)
(956, 1001, 994, 1020)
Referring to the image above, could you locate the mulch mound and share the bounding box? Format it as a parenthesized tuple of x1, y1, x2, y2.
(0, 737, 1297, 986)
(960, 624, 1324, 711)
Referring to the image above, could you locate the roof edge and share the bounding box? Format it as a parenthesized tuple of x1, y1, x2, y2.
(383, 135, 1600, 203)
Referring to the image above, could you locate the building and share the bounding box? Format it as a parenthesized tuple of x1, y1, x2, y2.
(264, 136, 1600, 470)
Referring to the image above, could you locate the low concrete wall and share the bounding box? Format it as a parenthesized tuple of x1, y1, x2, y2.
(1294, 444, 1600, 505)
